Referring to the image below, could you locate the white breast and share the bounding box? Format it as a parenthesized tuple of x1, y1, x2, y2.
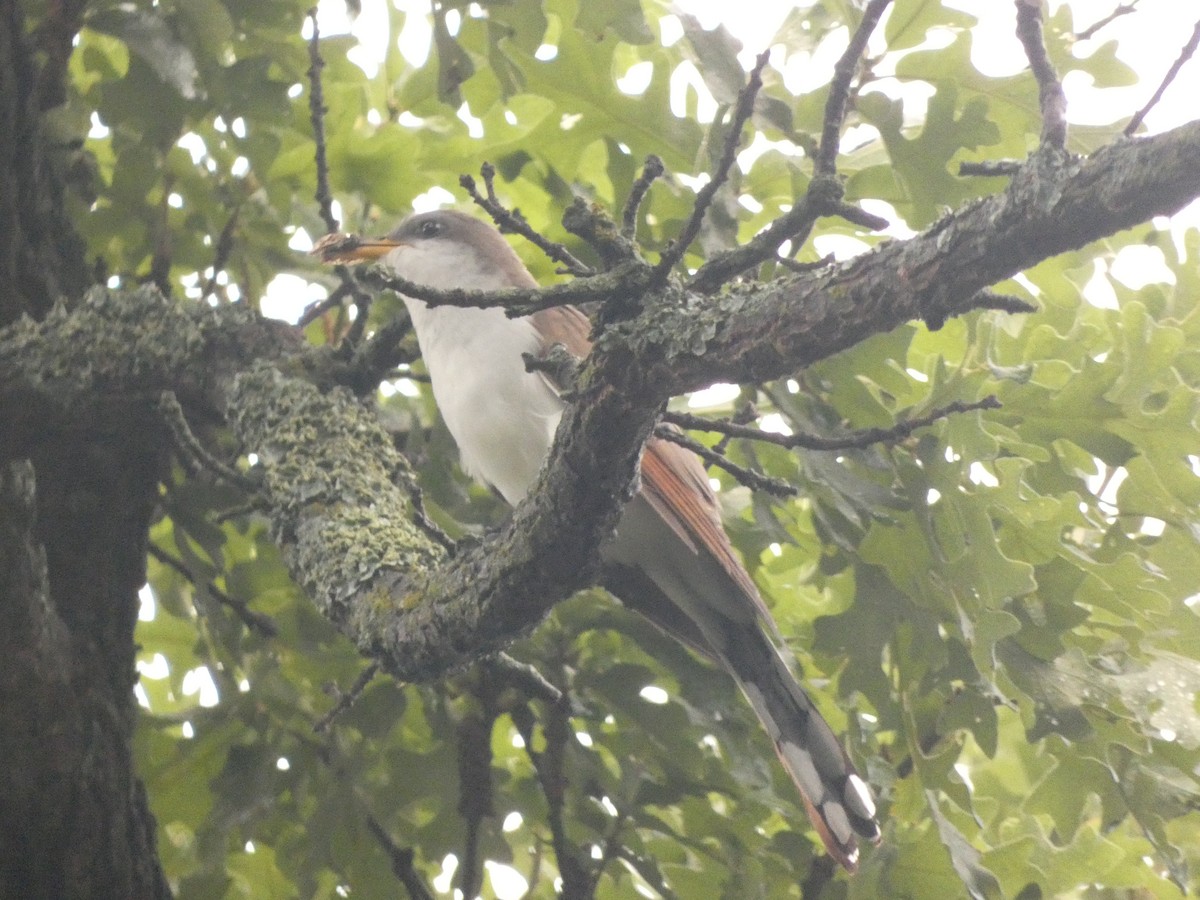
(407, 301, 563, 505)
(384, 239, 564, 505)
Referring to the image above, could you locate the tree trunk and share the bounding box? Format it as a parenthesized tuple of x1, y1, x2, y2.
(0, 3, 170, 895)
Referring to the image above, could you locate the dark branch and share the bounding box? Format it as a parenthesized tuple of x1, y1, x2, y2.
(959, 159, 1022, 178)
(484, 653, 565, 707)
(147, 544, 278, 637)
(366, 814, 436, 900)
(314, 662, 381, 733)
(200, 207, 241, 301)
(357, 258, 650, 317)
(815, 0, 894, 176)
(1075, 1, 1139, 41)
(621, 155, 665, 240)
(664, 396, 1002, 454)
(1015, 0, 1068, 150)
(460, 164, 594, 277)
(654, 51, 770, 279)
(653, 425, 798, 497)
(1124, 18, 1200, 137)
(158, 391, 260, 491)
(307, 8, 339, 234)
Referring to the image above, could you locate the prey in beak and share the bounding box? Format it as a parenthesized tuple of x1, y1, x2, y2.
(310, 233, 404, 263)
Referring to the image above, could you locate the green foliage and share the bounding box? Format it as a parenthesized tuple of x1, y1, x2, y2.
(41, 0, 1200, 895)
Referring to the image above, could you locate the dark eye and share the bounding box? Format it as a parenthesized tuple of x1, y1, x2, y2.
(417, 219, 442, 238)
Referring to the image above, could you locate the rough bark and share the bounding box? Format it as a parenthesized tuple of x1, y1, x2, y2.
(0, 5, 167, 895)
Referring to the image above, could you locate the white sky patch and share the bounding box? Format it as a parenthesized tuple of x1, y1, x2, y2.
(1110, 244, 1175, 290)
(412, 185, 457, 213)
(262, 273, 328, 324)
(758, 413, 792, 435)
(639, 685, 670, 704)
(688, 382, 739, 408)
(669, 60, 718, 123)
(969, 462, 999, 487)
(617, 60, 653, 95)
(182, 666, 220, 708)
(1083, 258, 1119, 310)
(486, 861, 529, 899)
(432, 855, 458, 894)
(88, 112, 110, 139)
(457, 101, 484, 138)
(813, 233, 870, 261)
(501, 811, 523, 832)
(287, 227, 314, 253)
(137, 652, 170, 680)
(138, 583, 157, 621)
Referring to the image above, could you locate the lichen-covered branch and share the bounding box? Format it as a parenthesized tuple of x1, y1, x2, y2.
(1, 120, 1198, 686)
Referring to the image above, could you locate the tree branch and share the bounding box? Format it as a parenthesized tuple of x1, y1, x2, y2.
(2, 122, 1198, 684)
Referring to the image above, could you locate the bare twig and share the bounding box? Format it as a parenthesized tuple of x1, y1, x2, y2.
(1124, 18, 1200, 137)
(357, 259, 648, 317)
(297, 277, 356, 328)
(147, 544, 278, 637)
(777, 252, 835, 275)
(959, 159, 1022, 178)
(158, 392, 260, 491)
(654, 51, 771, 280)
(307, 8, 339, 234)
(621, 155, 665, 240)
(1075, 1, 1138, 41)
(831, 199, 889, 231)
(654, 425, 798, 497)
(1015, 0, 1068, 150)
(663, 396, 1002, 454)
(314, 662, 381, 733)
(486, 653, 565, 706)
(366, 814, 436, 900)
(200, 207, 241, 301)
(460, 164, 595, 276)
(815, 0, 894, 176)
(402, 474, 457, 553)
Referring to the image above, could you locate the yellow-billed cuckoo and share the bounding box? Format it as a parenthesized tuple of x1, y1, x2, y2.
(321, 209, 880, 869)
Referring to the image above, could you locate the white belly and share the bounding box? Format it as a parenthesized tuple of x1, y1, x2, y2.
(404, 301, 563, 505)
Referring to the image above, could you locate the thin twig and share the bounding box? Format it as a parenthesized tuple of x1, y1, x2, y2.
(402, 474, 457, 553)
(1124, 18, 1200, 137)
(314, 662, 381, 733)
(959, 159, 1022, 178)
(200, 207, 241, 301)
(654, 425, 798, 497)
(654, 51, 771, 280)
(158, 392, 260, 491)
(831, 200, 888, 230)
(621, 155, 665, 240)
(366, 814, 436, 900)
(777, 252, 835, 275)
(815, 0, 894, 176)
(147, 544, 278, 637)
(1015, 0, 1068, 150)
(297, 278, 356, 328)
(486, 653, 565, 706)
(307, 8, 339, 234)
(663, 396, 1002, 453)
(460, 164, 595, 276)
(357, 260, 647, 317)
(1075, 1, 1138, 41)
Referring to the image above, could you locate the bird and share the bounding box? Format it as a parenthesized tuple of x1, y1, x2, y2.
(317, 208, 880, 870)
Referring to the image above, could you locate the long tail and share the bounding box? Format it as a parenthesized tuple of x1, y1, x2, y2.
(719, 622, 880, 870)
